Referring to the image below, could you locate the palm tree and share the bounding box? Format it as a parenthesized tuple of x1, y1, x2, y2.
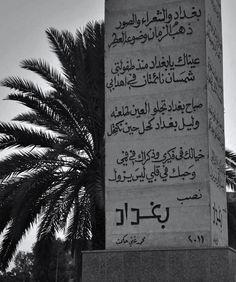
(0, 21, 105, 271)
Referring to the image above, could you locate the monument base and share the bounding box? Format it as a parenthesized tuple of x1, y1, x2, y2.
(82, 247, 236, 281)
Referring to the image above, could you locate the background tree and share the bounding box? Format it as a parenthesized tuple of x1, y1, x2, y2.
(0, 271, 17, 282)
(32, 239, 74, 282)
(11, 251, 34, 282)
(0, 239, 74, 282)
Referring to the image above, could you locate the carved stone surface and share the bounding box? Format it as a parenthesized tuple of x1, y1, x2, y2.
(105, 0, 227, 249)
(82, 248, 236, 282)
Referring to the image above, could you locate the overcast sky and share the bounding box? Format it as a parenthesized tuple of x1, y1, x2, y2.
(0, 0, 235, 253)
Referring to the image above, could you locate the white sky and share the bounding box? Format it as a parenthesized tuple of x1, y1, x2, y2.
(0, 0, 235, 254)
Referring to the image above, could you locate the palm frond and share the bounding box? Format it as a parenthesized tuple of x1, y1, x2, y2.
(46, 28, 75, 84)
(1, 77, 44, 98)
(0, 169, 57, 269)
(0, 150, 53, 181)
(0, 122, 59, 149)
(0, 201, 13, 235)
(21, 59, 69, 92)
(65, 195, 91, 244)
(226, 168, 236, 191)
(0, 135, 18, 150)
(226, 149, 236, 170)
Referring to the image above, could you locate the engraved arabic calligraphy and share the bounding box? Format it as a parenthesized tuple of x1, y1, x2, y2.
(107, 98, 203, 137)
(108, 6, 202, 48)
(115, 202, 169, 229)
(110, 98, 202, 119)
(108, 146, 205, 184)
(116, 234, 146, 247)
(116, 147, 204, 166)
(106, 52, 200, 92)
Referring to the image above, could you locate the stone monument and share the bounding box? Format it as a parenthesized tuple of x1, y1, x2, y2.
(82, 0, 236, 281)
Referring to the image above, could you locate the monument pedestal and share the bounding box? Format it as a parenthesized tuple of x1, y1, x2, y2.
(82, 247, 236, 282)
